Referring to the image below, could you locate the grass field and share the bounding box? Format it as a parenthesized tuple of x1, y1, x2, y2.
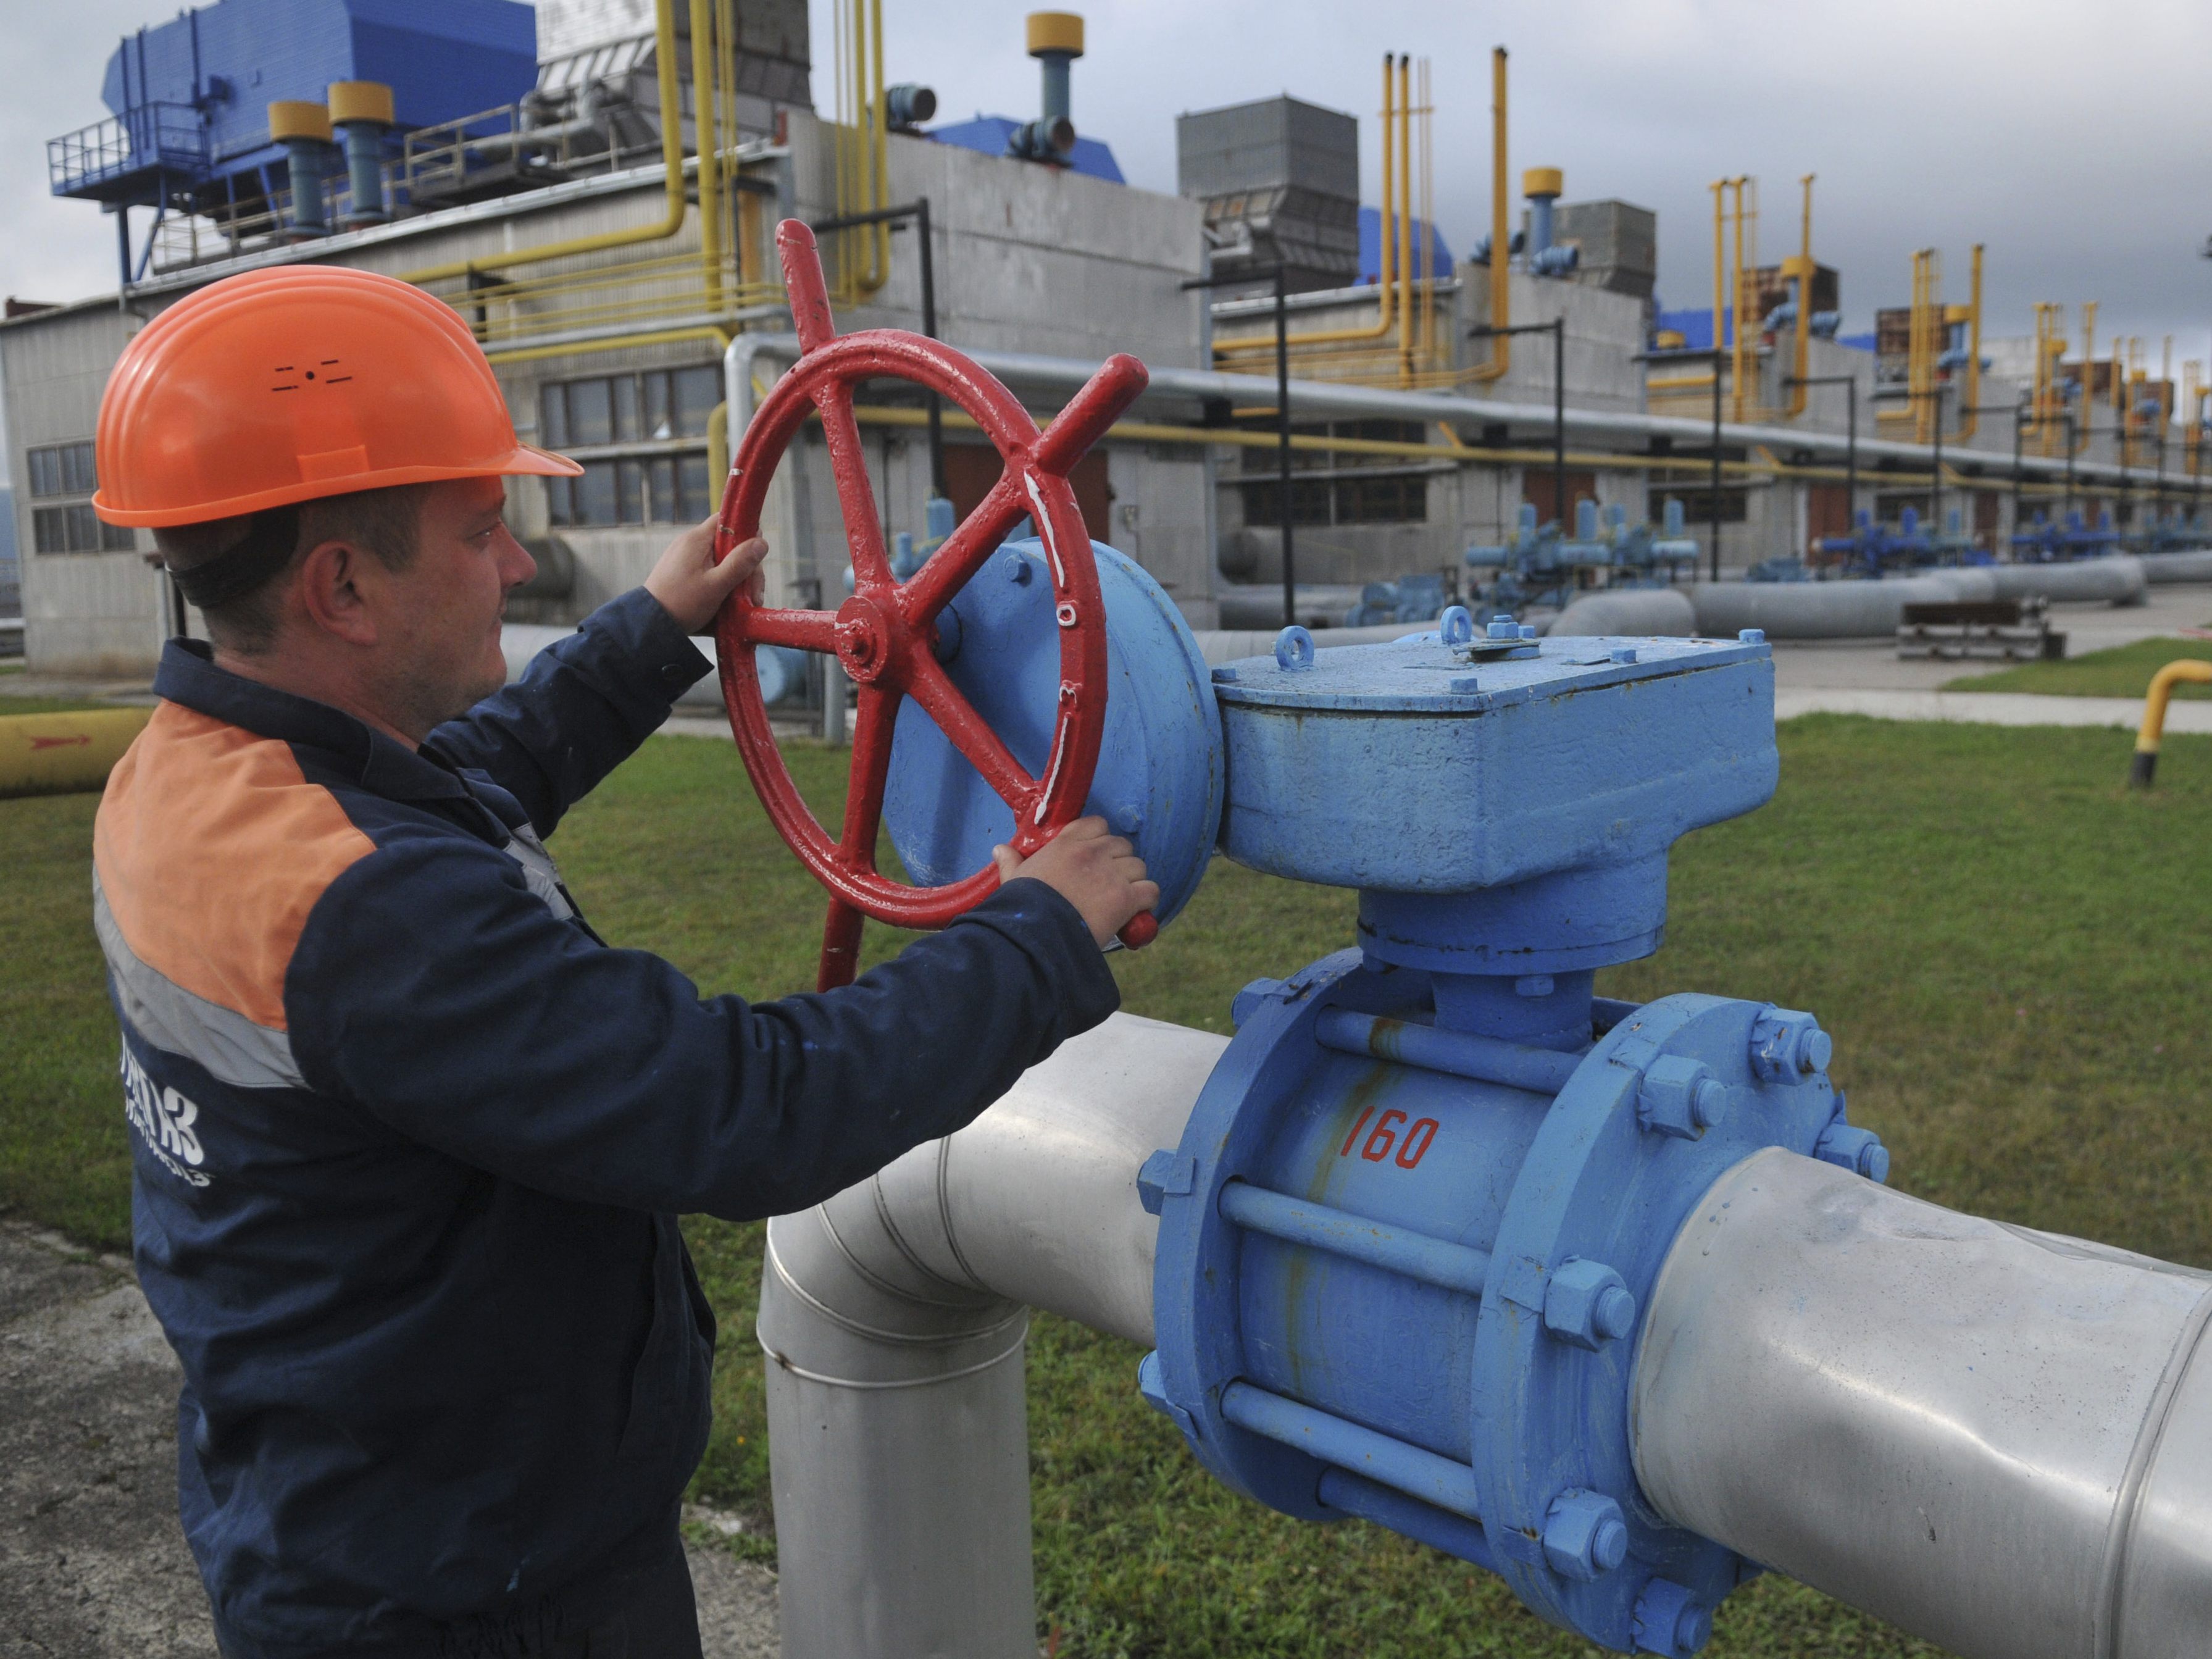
(8, 715, 2212, 1657)
(1947, 634, 2212, 698)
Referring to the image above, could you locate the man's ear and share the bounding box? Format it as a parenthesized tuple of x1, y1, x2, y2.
(294, 538, 381, 648)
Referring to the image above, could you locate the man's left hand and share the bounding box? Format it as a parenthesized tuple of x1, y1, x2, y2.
(645, 519, 769, 633)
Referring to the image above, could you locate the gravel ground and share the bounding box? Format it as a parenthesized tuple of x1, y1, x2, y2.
(0, 1221, 778, 1658)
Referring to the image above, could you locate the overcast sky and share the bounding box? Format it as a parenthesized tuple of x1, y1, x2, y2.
(6, 0, 2210, 411)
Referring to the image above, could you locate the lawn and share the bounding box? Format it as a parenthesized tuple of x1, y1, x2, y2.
(9, 715, 2212, 1657)
(1946, 634, 2212, 698)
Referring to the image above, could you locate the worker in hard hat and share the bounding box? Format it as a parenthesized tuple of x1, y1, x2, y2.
(89, 265, 1155, 1659)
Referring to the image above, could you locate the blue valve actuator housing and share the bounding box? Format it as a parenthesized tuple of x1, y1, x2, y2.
(1136, 627, 1888, 1656)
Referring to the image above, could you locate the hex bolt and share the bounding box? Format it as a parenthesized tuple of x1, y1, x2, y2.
(1542, 1488, 1629, 1582)
(1137, 1149, 1195, 1215)
(1003, 551, 1033, 583)
(1487, 616, 1520, 640)
(1518, 624, 1538, 640)
(1633, 1578, 1714, 1655)
(1638, 1055, 1727, 1139)
(1749, 1007, 1830, 1083)
(1737, 627, 1767, 645)
(1543, 1257, 1637, 1350)
(1814, 1121, 1891, 1185)
(1449, 675, 1482, 694)
(1611, 647, 1639, 664)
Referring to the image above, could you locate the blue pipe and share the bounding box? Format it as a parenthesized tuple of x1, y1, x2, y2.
(286, 140, 327, 233)
(336, 123, 385, 223)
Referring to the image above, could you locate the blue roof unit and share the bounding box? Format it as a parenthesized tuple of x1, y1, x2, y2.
(927, 116, 1125, 184)
(1356, 207, 1453, 285)
(54, 0, 538, 203)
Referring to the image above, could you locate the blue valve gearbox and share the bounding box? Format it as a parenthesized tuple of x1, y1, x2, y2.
(1132, 617, 1889, 1656)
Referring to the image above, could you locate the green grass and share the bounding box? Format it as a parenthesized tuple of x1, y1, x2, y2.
(1945, 635, 2212, 698)
(10, 717, 2212, 1656)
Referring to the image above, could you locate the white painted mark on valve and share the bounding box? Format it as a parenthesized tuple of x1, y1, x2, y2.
(1022, 472, 1068, 584)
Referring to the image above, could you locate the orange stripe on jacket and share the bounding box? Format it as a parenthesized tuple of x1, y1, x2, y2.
(95, 703, 376, 1032)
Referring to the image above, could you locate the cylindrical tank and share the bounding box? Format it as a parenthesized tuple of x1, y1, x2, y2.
(1635, 1147, 2212, 1659)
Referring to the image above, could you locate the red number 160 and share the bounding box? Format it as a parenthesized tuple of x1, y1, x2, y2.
(1339, 1106, 1439, 1169)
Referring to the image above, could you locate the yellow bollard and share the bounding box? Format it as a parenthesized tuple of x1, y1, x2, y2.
(0, 708, 152, 798)
(2129, 659, 2212, 788)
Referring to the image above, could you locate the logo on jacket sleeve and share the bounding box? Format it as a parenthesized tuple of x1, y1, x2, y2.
(121, 1047, 212, 1188)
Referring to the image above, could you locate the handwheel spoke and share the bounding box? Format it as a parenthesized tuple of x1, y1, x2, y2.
(835, 685, 901, 869)
(898, 471, 1032, 624)
(906, 651, 1040, 819)
(735, 606, 839, 651)
(814, 382, 894, 590)
(817, 899, 865, 992)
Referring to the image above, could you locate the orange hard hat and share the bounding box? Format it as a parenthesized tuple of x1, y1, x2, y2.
(93, 264, 580, 528)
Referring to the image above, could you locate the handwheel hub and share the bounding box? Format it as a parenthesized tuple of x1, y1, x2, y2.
(833, 594, 898, 683)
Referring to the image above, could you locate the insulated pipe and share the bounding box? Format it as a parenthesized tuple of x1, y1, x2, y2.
(1634, 1147, 2212, 1659)
(327, 81, 393, 225)
(0, 709, 151, 798)
(722, 335, 2181, 494)
(1547, 587, 1697, 638)
(760, 1014, 1230, 1659)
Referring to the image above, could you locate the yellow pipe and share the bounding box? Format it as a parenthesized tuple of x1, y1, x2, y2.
(402, 0, 686, 282)
(1214, 56, 1399, 357)
(1787, 173, 1813, 417)
(2130, 659, 2212, 787)
(1650, 373, 1718, 391)
(1958, 243, 1983, 440)
(1730, 178, 1748, 422)
(484, 323, 733, 367)
(707, 401, 730, 493)
(1709, 180, 1726, 385)
(1465, 46, 1511, 385)
(0, 709, 151, 798)
(1396, 53, 1414, 386)
(691, 0, 721, 316)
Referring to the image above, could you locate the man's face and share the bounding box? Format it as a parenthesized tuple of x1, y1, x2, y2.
(364, 478, 536, 740)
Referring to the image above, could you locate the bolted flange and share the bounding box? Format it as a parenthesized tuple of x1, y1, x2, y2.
(1543, 1257, 1637, 1350)
(1543, 1488, 1630, 1582)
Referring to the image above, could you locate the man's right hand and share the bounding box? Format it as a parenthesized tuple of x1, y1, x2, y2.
(991, 817, 1160, 948)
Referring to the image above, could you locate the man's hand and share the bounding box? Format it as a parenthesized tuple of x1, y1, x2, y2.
(645, 519, 768, 633)
(991, 817, 1161, 948)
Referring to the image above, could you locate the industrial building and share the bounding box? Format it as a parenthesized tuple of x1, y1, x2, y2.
(6, 0, 2207, 674)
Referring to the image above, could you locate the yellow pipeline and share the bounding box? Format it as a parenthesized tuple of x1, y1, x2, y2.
(1784, 174, 1814, 417)
(1729, 178, 1749, 422)
(691, 0, 721, 314)
(1396, 54, 1414, 385)
(1464, 47, 1511, 384)
(1957, 244, 1983, 440)
(0, 708, 151, 798)
(1709, 180, 1727, 390)
(484, 322, 733, 367)
(2130, 659, 2212, 788)
(402, 0, 685, 282)
(1214, 56, 1400, 358)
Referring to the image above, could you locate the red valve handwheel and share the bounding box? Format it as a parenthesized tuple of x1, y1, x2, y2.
(715, 219, 1154, 991)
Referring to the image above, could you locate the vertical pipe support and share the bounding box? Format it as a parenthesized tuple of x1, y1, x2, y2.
(268, 101, 334, 236)
(1468, 46, 1511, 385)
(327, 81, 393, 225)
(690, 0, 722, 313)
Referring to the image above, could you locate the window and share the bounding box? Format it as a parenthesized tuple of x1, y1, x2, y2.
(27, 440, 135, 554)
(1656, 487, 1748, 525)
(1242, 473, 1426, 527)
(540, 366, 722, 527)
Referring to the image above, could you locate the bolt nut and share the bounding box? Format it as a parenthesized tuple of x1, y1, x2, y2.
(1750, 1006, 1830, 1083)
(1003, 551, 1033, 583)
(1633, 1578, 1714, 1655)
(1611, 646, 1639, 663)
(1542, 1488, 1629, 1582)
(1543, 1257, 1637, 1350)
(1638, 1055, 1728, 1139)
(1448, 675, 1482, 694)
(1136, 1149, 1195, 1216)
(1488, 617, 1520, 640)
(1814, 1121, 1891, 1184)
(1737, 627, 1767, 645)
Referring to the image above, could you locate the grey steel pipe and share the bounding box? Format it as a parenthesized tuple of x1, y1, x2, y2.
(1687, 572, 1995, 639)
(1985, 554, 2148, 605)
(1634, 1148, 2212, 1659)
(759, 1014, 1230, 1659)
(2138, 550, 2212, 583)
(1548, 588, 1696, 638)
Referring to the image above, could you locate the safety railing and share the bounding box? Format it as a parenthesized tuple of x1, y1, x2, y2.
(48, 103, 207, 197)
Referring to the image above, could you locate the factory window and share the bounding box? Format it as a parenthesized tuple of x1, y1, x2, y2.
(1239, 419, 1427, 474)
(541, 366, 721, 448)
(540, 365, 722, 527)
(548, 455, 715, 528)
(1242, 474, 1425, 527)
(1654, 487, 1748, 525)
(27, 440, 134, 554)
